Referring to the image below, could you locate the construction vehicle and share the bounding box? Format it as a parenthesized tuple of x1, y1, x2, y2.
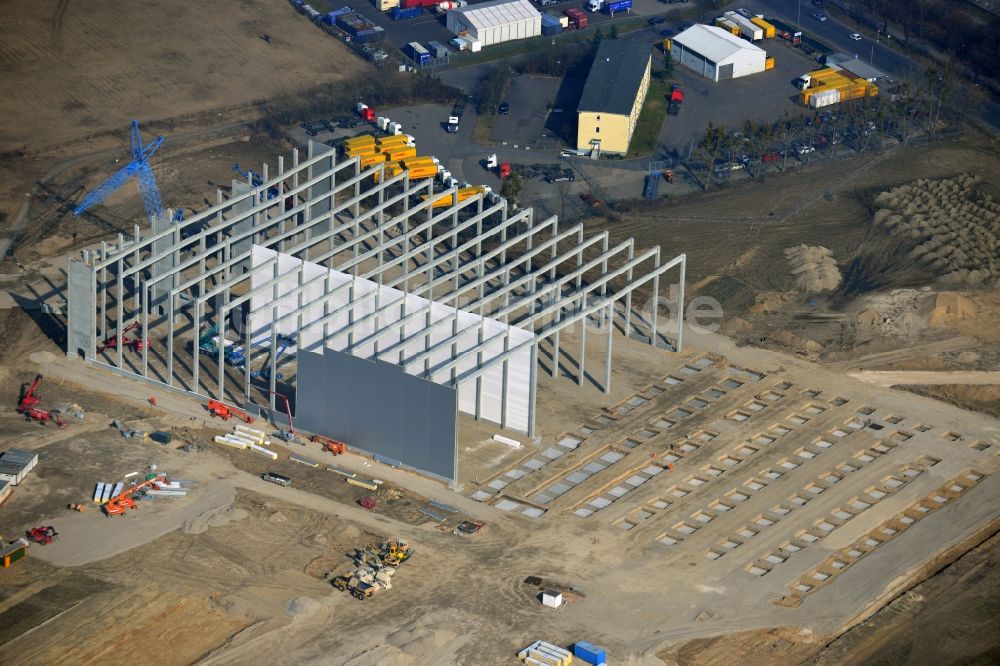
(251, 333, 295, 381)
(102, 475, 166, 516)
(668, 84, 684, 116)
(196, 324, 246, 367)
(27, 526, 58, 545)
(312, 434, 347, 455)
(269, 390, 297, 442)
(98, 321, 150, 353)
(333, 537, 411, 600)
(378, 538, 413, 565)
(446, 98, 464, 133)
(17, 375, 67, 428)
(206, 399, 255, 424)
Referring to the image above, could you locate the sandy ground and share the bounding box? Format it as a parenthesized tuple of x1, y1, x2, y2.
(0, 0, 361, 154)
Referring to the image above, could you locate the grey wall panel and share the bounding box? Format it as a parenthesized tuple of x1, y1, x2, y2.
(295, 347, 457, 482)
(67, 259, 96, 359)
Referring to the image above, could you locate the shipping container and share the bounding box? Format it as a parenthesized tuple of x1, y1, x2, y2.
(344, 134, 376, 150)
(449, 37, 468, 51)
(725, 11, 763, 40)
(714, 17, 740, 35)
(374, 163, 405, 183)
(541, 15, 562, 35)
(391, 5, 422, 19)
(0, 479, 12, 505)
(405, 41, 430, 64)
(426, 40, 449, 58)
(374, 0, 399, 10)
(573, 641, 607, 665)
(385, 146, 417, 161)
(420, 186, 485, 208)
(564, 8, 587, 29)
(377, 134, 410, 149)
(603, 0, 631, 14)
(750, 15, 776, 38)
(402, 0, 439, 7)
(359, 153, 388, 169)
(324, 6, 356, 23)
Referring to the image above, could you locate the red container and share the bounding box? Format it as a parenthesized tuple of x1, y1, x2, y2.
(564, 8, 587, 29)
(402, 0, 438, 7)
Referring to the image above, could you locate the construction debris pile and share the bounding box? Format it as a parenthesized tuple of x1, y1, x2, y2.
(873, 173, 1000, 286)
(783, 245, 842, 293)
(332, 538, 413, 601)
(0, 448, 39, 504)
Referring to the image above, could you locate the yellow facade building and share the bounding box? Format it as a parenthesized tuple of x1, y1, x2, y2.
(576, 41, 652, 156)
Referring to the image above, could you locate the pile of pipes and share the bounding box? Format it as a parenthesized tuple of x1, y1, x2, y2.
(214, 425, 277, 459)
(111, 419, 146, 439)
(93, 473, 190, 502)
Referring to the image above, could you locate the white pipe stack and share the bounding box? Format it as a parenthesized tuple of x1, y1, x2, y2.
(213, 435, 248, 449)
(250, 443, 278, 460)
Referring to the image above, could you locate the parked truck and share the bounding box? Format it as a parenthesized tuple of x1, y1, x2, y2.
(447, 98, 464, 133)
(668, 84, 684, 116)
(404, 42, 430, 64)
(587, 0, 631, 12)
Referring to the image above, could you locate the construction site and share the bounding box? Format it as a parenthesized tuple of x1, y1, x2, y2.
(2, 1, 1000, 665)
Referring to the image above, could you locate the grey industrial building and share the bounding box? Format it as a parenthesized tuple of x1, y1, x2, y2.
(66, 141, 685, 484)
(671, 24, 767, 81)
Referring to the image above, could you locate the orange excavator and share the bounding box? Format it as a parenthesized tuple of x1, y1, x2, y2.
(102, 475, 165, 517)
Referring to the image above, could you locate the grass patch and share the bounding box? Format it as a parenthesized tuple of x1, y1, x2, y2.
(473, 113, 498, 146)
(627, 78, 670, 158)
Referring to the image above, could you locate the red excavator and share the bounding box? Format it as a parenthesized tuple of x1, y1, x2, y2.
(98, 321, 150, 353)
(27, 526, 58, 545)
(17, 375, 66, 428)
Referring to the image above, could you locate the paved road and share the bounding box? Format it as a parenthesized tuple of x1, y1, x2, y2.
(749, 0, 1000, 130)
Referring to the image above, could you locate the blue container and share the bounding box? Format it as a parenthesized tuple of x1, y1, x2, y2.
(603, 0, 631, 13)
(391, 6, 422, 19)
(405, 41, 430, 63)
(541, 15, 562, 35)
(573, 642, 607, 665)
(355, 27, 386, 43)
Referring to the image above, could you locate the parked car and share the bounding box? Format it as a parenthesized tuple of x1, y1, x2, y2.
(797, 144, 816, 155)
(810, 11, 826, 21)
(499, 102, 510, 115)
(811, 0, 824, 5)
(538, 0, 557, 6)
(762, 153, 780, 163)
(849, 32, 862, 41)
(659, 28, 674, 37)
(648, 16, 666, 25)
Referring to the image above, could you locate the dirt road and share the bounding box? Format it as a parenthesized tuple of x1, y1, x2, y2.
(849, 371, 1000, 387)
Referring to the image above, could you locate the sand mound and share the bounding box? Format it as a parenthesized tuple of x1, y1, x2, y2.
(872, 174, 1000, 284)
(927, 292, 976, 326)
(285, 597, 321, 616)
(184, 506, 247, 534)
(28, 351, 56, 364)
(783, 245, 841, 293)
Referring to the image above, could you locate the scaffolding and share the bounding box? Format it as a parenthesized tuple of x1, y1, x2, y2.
(66, 141, 685, 437)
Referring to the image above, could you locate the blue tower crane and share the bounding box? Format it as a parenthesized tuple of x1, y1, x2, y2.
(74, 120, 178, 222)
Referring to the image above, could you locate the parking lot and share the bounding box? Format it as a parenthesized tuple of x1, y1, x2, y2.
(490, 74, 585, 149)
(309, 0, 690, 61)
(657, 37, 826, 157)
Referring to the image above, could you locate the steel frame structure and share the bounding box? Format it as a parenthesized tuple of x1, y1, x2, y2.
(67, 141, 685, 437)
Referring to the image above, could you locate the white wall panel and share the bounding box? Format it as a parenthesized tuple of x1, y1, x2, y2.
(250, 245, 534, 432)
